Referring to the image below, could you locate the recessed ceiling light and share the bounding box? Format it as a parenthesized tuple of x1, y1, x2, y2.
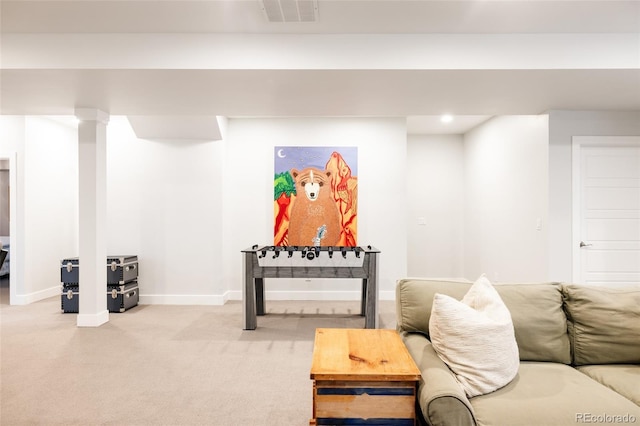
(441, 114, 453, 123)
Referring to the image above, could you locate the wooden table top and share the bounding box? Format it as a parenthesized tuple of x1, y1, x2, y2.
(310, 328, 421, 382)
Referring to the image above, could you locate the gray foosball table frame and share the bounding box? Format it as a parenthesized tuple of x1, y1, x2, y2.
(241, 245, 380, 330)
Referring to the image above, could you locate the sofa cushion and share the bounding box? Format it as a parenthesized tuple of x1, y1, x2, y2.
(396, 278, 472, 336)
(396, 279, 571, 364)
(494, 283, 571, 364)
(563, 284, 640, 365)
(470, 362, 640, 426)
(429, 275, 520, 397)
(577, 364, 640, 406)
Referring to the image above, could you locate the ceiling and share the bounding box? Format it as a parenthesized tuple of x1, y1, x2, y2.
(3, 0, 639, 34)
(1, 0, 639, 135)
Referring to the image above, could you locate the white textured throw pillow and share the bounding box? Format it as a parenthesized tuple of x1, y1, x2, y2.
(429, 275, 520, 397)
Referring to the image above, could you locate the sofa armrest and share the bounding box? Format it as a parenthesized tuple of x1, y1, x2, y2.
(402, 332, 476, 426)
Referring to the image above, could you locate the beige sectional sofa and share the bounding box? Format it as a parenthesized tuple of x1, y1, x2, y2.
(395, 279, 640, 426)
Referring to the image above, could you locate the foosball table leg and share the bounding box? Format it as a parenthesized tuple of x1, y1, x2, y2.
(360, 279, 367, 316)
(364, 251, 379, 329)
(243, 252, 257, 330)
(256, 278, 265, 316)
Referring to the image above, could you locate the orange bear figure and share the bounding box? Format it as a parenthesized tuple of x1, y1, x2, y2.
(288, 167, 341, 247)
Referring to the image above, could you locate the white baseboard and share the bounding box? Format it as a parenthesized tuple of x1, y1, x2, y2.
(77, 310, 109, 327)
(139, 294, 227, 305)
(11, 288, 394, 306)
(225, 290, 396, 301)
(140, 291, 396, 305)
(12, 285, 60, 305)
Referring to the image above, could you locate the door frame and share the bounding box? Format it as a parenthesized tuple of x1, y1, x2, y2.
(572, 136, 640, 284)
(0, 151, 18, 305)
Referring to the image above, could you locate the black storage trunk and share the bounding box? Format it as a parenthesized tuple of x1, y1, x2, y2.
(61, 255, 138, 284)
(60, 255, 139, 314)
(62, 282, 140, 313)
(61, 284, 80, 313)
(106, 256, 138, 285)
(60, 257, 80, 284)
(107, 281, 139, 313)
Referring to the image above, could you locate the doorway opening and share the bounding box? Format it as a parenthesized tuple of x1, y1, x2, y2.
(0, 153, 17, 305)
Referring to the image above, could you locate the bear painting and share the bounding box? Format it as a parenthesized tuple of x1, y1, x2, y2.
(273, 146, 358, 247)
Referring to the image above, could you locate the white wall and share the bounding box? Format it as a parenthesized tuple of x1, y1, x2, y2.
(464, 115, 549, 282)
(222, 118, 407, 300)
(107, 117, 225, 304)
(3, 115, 407, 305)
(548, 110, 640, 282)
(0, 116, 78, 304)
(13, 110, 639, 304)
(24, 117, 79, 300)
(406, 134, 464, 278)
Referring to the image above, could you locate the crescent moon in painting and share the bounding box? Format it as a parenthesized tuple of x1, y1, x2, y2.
(277, 149, 286, 158)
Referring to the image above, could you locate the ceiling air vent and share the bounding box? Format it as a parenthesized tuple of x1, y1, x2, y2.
(259, 0, 318, 22)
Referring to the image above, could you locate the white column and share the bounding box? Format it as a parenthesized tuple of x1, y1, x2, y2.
(75, 108, 109, 327)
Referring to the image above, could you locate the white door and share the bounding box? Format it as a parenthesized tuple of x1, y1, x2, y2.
(573, 137, 640, 286)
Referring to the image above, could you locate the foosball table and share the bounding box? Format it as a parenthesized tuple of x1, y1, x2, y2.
(241, 245, 380, 330)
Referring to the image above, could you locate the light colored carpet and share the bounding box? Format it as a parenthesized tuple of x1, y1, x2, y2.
(0, 278, 398, 425)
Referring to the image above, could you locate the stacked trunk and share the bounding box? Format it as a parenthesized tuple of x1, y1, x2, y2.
(60, 256, 139, 313)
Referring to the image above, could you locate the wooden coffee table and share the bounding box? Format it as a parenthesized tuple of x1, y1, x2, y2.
(309, 328, 421, 425)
